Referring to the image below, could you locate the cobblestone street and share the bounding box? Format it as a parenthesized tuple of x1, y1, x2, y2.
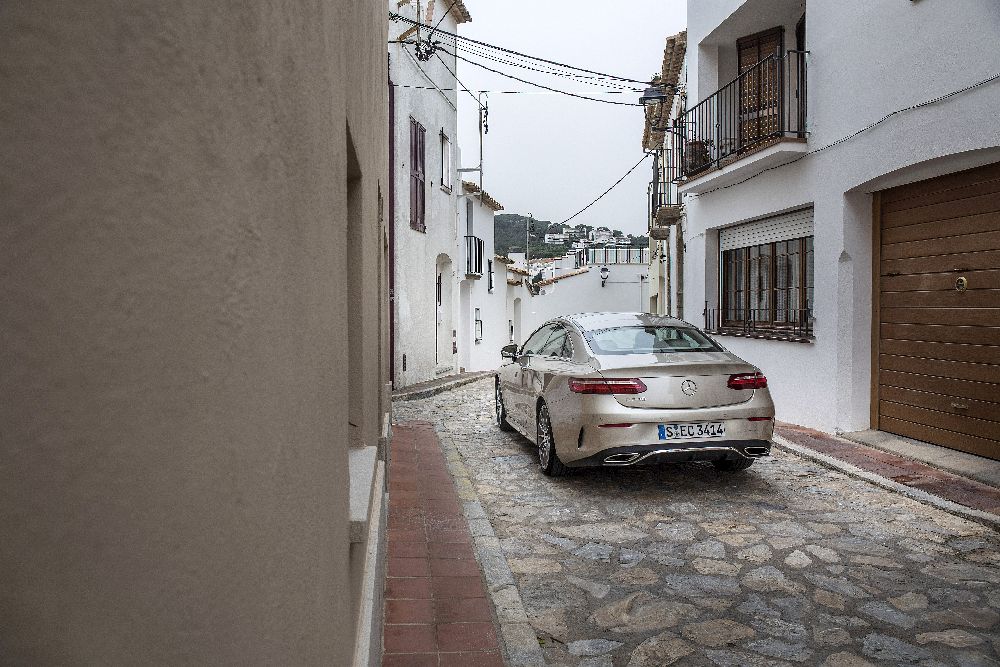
(393, 378, 1000, 667)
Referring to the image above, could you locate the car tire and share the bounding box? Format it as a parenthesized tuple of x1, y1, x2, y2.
(495, 379, 514, 432)
(713, 457, 755, 472)
(536, 402, 568, 477)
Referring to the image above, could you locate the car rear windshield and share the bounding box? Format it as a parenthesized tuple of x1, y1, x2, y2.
(584, 326, 722, 355)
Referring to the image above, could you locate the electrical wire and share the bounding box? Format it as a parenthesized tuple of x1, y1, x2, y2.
(388, 82, 636, 95)
(432, 50, 485, 110)
(559, 152, 654, 225)
(451, 39, 645, 92)
(429, 0, 460, 37)
(442, 47, 642, 107)
(389, 12, 650, 85)
(687, 71, 1000, 198)
(400, 34, 644, 92)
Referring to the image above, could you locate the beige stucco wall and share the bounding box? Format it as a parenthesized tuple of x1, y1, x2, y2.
(1, 2, 388, 664)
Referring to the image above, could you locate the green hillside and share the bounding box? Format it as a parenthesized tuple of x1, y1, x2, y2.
(494, 214, 647, 258)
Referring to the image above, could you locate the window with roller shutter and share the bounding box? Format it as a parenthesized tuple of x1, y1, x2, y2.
(716, 207, 814, 338)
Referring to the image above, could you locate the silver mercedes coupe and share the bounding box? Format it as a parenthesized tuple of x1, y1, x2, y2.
(494, 312, 775, 476)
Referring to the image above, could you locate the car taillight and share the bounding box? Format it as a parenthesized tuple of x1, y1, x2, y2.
(728, 372, 767, 390)
(569, 378, 647, 394)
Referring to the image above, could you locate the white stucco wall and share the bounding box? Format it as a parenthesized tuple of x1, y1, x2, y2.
(389, 3, 462, 387)
(681, 0, 1000, 433)
(459, 190, 509, 372)
(510, 266, 651, 345)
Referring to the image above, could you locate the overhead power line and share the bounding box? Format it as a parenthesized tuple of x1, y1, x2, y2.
(389, 82, 635, 95)
(389, 12, 649, 85)
(559, 152, 653, 225)
(688, 70, 1000, 198)
(451, 40, 644, 92)
(429, 0, 460, 37)
(432, 49, 484, 110)
(442, 47, 642, 107)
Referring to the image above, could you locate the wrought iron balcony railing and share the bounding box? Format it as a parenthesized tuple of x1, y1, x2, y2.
(465, 235, 484, 277)
(680, 50, 807, 178)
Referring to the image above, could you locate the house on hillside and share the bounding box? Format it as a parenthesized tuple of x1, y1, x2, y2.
(676, 0, 1000, 458)
(458, 181, 508, 372)
(388, 0, 472, 388)
(590, 227, 614, 243)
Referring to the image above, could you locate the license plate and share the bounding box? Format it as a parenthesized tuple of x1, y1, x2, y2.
(658, 422, 726, 440)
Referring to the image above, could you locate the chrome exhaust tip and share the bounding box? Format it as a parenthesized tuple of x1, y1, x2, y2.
(745, 446, 769, 457)
(604, 452, 642, 465)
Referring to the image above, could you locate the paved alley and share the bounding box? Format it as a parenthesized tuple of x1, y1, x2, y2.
(393, 378, 1000, 667)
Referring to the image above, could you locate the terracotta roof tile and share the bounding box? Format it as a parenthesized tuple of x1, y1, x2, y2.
(642, 30, 687, 152)
(535, 267, 590, 287)
(461, 180, 504, 211)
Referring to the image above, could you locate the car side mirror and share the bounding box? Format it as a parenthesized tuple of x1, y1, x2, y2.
(501, 343, 519, 360)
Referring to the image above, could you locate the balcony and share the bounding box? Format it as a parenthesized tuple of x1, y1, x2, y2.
(678, 50, 808, 194)
(465, 235, 484, 278)
(648, 147, 683, 240)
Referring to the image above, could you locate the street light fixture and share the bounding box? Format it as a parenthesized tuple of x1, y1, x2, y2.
(638, 84, 672, 106)
(638, 83, 686, 138)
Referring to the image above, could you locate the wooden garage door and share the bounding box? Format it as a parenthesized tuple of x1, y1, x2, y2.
(874, 161, 1000, 460)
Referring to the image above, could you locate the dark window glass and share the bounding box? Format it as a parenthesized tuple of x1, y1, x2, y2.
(721, 235, 813, 332)
(585, 326, 721, 355)
(521, 324, 559, 356)
(538, 328, 569, 358)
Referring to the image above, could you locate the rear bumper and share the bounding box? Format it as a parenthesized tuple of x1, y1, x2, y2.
(568, 439, 772, 467)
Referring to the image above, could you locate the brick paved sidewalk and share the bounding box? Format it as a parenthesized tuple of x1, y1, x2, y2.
(382, 421, 505, 667)
(776, 422, 1000, 515)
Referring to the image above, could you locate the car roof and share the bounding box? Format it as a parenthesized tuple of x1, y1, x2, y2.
(561, 312, 693, 331)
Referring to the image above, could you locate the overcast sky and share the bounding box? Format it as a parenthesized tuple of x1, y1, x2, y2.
(454, 0, 686, 236)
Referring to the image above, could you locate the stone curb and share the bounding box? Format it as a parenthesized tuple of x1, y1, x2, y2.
(836, 430, 1000, 491)
(437, 434, 547, 667)
(392, 372, 494, 402)
(772, 434, 1000, 532)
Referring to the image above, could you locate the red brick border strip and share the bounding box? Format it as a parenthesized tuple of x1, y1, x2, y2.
(382, 422, 505, 667)
(776, 423, 1000, 516)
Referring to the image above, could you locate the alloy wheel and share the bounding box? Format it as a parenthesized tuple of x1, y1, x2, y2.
(537, 404, 551, 469)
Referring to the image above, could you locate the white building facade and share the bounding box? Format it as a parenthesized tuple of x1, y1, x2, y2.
(388, 0, 471, 388)
(508, 257, 651, 344)
(679, 0, 1000, 458)
(458, 182, 510, 373)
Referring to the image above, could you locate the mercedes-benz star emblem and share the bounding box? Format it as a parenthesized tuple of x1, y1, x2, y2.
(680, 379, 698, 396)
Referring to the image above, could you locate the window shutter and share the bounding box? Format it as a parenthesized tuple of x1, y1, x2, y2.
(409, 119, 418, 230)
(720, 207, 813, 251)
(418, 125, 426, 230)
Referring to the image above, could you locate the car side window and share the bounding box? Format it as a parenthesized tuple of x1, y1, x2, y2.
(521, 324, 558, 356)
(537, 327, 569, 358)
(560, 333, 574, 359)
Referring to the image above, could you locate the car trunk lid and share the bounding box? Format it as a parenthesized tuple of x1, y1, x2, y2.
(592, 352, 758, 409)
